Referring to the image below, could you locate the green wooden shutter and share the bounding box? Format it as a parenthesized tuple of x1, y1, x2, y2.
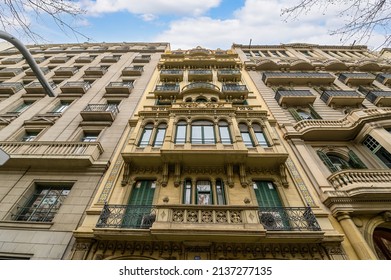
(309, 104, 322, 119)
(288, 108, 303, 121)
(253, 181, 282, 207)
(348, 150, 368, 169)
(317, 150, 338, 173)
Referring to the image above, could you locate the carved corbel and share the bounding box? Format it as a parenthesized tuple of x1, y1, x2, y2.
(239, 164, 248, 188)
(161, 162, 169, 187)
(226, 163, 234, 188)
(121, 162, 131, 186)
(174, 162, 181, 187)
(280, 164, 289, 188)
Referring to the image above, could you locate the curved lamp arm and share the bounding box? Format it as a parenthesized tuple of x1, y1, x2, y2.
(0, 31, 55, 97)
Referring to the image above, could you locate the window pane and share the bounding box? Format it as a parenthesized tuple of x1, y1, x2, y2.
(219, 126, 231, 144)
(216, 180, 225, 205)
(197, 180, 212, 205)
(139, 127, 152, 147)
(183, 180, 192, 204)
(191, 125, 202, 144)
(241, 132, 253, 147)
(176, 124, 186, 144)
(153, 128, 166, 147)
(203, 125, 215, 144)
(255, 132, 268, 147)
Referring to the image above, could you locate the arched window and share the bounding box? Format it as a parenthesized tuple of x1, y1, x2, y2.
(317, 150, 367, 173)
(191, 120, 215, 144)
(195, 97, 207, 103)
(297, 109, 313, 120)
(185, 97, 192, 103)
(153, 123, 166, 147)
(239, 123, 254, 147)
(252, 123, 269, 147)
(139, 123, 153, 147)
(218, 121, 232, 144)
(175, 121, 187, 144)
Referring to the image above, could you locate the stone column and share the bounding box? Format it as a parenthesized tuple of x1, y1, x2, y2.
(336, 212, 377, 259)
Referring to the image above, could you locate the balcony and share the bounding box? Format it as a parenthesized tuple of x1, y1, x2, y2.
(1, 57, 24, 64)
(0, 141, 104, 168)
(327, 169, 391, 195)
(60, 81, 91, 94)
(75, 56, 95, 63)
(133, 55, 151, 63)
(24, 81, 57, 95)
(222, 84, 249, 99)
(25, 67, 50, 76)
(95, 205, 320, 237)
(101, 55, 121, 63)
(320, 90, 364, 106)
(80, 104, 119, 122)
(258, 207, 320, 231)
(54, 67, 78, 77)
(182, 82, 220, 94)
(160, 69, 183, 81)
(365, 91, 391, 106)
(188, 69, 213, 81)
(376, 73, 391, 85)
(105, 82, 133, 95)
(217, 69, 241, 82)
(50, 56, 70, 63)
(262, 72, 335, 85)
(0, 68, 23, 77)
(154, 84, 180, 98)
(0, 82, 24, 95)
(84, 66, 108, 76)
(34, 57, 47, 64)
(122, 66, 144, 76)
(338, 72, 376, 85)
(275, 90, 316, 106)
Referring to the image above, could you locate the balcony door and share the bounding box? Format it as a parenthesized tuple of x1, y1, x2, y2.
(123, 180, 156, 228)
(253, 181, 282, 207)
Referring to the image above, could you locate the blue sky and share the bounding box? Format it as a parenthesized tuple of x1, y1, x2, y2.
(23, 0, 388, 50)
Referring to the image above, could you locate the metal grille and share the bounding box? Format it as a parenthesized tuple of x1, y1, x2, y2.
(96, 204, 156, 229)
(258, 207, 321, 231)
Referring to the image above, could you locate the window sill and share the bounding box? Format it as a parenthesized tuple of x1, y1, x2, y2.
(0, 220, 53, 230)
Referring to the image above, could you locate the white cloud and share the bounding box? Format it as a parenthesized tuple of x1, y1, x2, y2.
(81, 0, 221, 17)
(154, 0, 386, 49)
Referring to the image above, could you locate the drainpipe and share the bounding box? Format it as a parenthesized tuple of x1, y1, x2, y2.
(0, 31, 55, 97)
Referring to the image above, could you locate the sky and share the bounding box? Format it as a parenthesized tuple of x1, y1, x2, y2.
(15, 0, 390, 50)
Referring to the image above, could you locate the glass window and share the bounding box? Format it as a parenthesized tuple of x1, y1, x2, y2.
(252, 124, 269, 147)
(218, 121, 232, 144)
(196, 180, 212, 205)
(82, 131, 100, 142)
(328, 155, 351, 171)
(14, 185, 71, 222)
(175, 121, 187, 144)
(52, 101, 71, 113)
(183, 179, 192, 204)
(363, 135, 391, 168)
(239, 123, 254, 147)
(191, 120, 215, 144)
(22, 131, 40, 142)
(12, 101, 34, 113)
(297, 110, 313, 120)
(139, 123, 153, 147)
(216, 179, 226, 205)
(153, 123, 166, 147)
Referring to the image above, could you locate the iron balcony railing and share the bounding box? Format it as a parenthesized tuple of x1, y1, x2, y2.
(365, 91, 391, 103)
(320, 90, 362, 102)
(188, 69, 213, 75)
(107, 82, 134, 88)
(96, 204, 156, 229)
(217, 69, 241, 75)
(160, 69, 183, 75)
(338, 72, 375, 82)
(275, 90, 314, 100)
(82, 104, 119, 115)
(222, 84, 248, 92)
(182, 82, 220, 92)
(61, 81, 91, 91)
(376, 73, 391, 84)
(155, 84, 180, 92)
(258, 207, 321, 231)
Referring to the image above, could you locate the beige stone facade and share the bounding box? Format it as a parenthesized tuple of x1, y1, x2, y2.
(0, 42, 169, 259)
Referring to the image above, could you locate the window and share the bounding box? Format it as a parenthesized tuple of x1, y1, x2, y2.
(82, 131, 100, 142)
(175, 121, 187, 144)
(22, 130, 40, 142)
(218, 121, 232, 144)
(239, 123, 254, 147)
(183, 179, 192, 204)
(215, 179, 226, 205)
(191, 120, 215, 144)
(14, 185, 71, 222)
(288, 105, 322, 121)
(317, 150, 368, 172)
(196, 180, 212, 205)
(11, 101, 34, 114)
(182, 179, 226, 205)
(363, 135, 391, 168)
(153, 123, 166, 147)
(253, 124, 269, 147)
(139, 123, 153, 147)
(52, 101, 71, 113)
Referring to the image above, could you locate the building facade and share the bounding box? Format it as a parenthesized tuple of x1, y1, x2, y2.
(0, 42, 169, 259)
(70, 46, 347, 260)
(233, 43, 391, 259)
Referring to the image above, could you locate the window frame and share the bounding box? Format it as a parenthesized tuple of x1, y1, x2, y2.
(191, 120, 215, 144)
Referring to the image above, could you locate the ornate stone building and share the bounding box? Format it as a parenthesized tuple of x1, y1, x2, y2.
(0, 42, 169, 259)
(70, 46, 347, 260)
(233, 43, 391, 260)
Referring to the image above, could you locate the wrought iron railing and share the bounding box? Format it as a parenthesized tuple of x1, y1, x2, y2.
(155, 84, 180, 92)
(182, 82, 220, 92)
(82, 104, 119, 115)
(258, 207, 321, 231)
(107, 82, 134, 88)
(96, 204, 156, 229)
(217, 69, 241, 75)
(160, 69, 183, 75)
(222, 84, 248, 92)
(188, 70, 213, 75)
(320, 90, 362, 103)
